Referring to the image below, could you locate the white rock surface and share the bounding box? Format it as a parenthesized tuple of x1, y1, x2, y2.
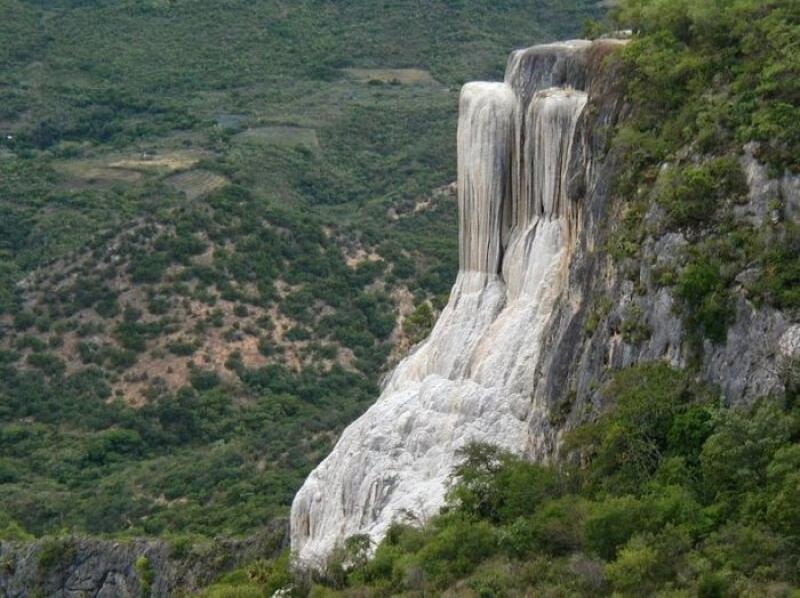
(290, 40, 606, 568)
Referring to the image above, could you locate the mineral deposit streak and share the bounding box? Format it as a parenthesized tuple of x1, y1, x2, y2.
(291, 40, 604, 567)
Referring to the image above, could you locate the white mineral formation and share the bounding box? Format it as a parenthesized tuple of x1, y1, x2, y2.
(291, 41, 604, 567)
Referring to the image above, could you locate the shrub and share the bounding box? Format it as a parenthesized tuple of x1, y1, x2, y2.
(167, 340, 197, 356)
(657, 158, 747, 230)
(418, 518, 498, 586)
(446, 443, 559, 524)
(525, 496, 589, 556)
(190, 369, 220, 392)
(37, 536, 78, 572)
(245, 553, 292, 595)
(585, 495, 645, 560)
(13, 311, 35, 331)
(604, 535, 661, 595)
(700, 402, 792, 505)
(403, 302, 435, 344)
(566, 363, 703, 492)
(26, 352, 66, 377)
(130, 253, 170, 284)
(135, 555, 154, 597)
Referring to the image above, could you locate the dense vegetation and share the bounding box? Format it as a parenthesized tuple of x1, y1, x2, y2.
(609, 0, 800, 351)
(200, 364, 800, 596)
(0, 0, 600, 540)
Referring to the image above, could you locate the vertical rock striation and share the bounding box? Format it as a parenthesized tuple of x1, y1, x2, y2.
(290, 39, 625, 567)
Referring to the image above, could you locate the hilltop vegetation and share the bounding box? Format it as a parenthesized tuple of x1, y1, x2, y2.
(0, 0, 601, 540)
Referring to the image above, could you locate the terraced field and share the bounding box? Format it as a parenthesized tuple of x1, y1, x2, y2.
(344, 68, 440, 85)
(166, 169, 229, 199)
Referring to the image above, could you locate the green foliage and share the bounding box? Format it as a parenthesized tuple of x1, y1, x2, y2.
(0, 511, 33, 541)
(567, 363, 710, 492)
(616, 0, 800, 172)
(402, 302, 436, 344)
(446, 443, 559, 524)
(245, 552, 293, 595)
(657, 158, 747, 229)
(609, 0, 800, 348)
(273, 363, 799, 596)
(674, 254, 734, 344)
(417, 518, 498, 586)
(135, 555, 155, 597)
(37, 536, 78, 572)
(700, 401, 793, 509)
(584, 495, 646, 560)
(750, 222, 800, 310)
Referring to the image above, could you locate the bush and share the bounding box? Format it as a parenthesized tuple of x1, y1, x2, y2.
(167, 340, 197, 356)
(189, 370, 220, 392)
(417, 518, 498, 586)
(658, 158, 747, 229)
(605, 534, 665, 596)
(585, 495, 645, 560)
(525, 496, 589, 556)
(37, 536, 78, 571)
(403, 302, 435, 344)
(446, 443, 559, 524)
(13, 311, 35, 331)
(135, 555, 154, 596)
(566, 363, 703, 492)
(26, 352, 66, 377)
(700, 402, 792, 506)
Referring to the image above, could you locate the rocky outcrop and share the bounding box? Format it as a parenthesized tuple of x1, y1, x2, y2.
(531, 139, 800, 458)
(0, 522, 286, 598)
(290, 33, 800, 568)
(290, 38, 630, 567)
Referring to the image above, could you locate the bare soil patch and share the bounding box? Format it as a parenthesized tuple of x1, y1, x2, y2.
(165, 169, 229, 200)
(344, 68, 439, 85)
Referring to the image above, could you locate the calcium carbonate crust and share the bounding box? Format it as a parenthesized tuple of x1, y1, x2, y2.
(289, 39, 624, 568)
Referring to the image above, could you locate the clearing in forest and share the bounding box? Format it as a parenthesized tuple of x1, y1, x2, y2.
(344, 68, 439, 85)
(165, 169, 229, 200)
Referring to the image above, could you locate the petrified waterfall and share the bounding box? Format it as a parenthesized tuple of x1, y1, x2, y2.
(291, 40, 618, 567)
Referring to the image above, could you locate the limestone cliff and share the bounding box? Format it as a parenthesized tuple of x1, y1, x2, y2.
(290, 38, 630, 567)
(290, 35, 800, 568)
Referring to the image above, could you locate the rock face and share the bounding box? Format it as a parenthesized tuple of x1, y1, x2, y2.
(290, 39, 627, 567)
(291, 36, 800, 568)
(0, 523, 286, 598)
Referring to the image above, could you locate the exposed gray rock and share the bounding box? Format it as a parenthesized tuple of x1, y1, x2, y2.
(705, 299, 787, 405)
(779, 324, 800, 358)
(781, 168, 800, 222)
(290, 39, 629, 567)
(737, 142, 779, 227)
(0, 522, 286, 598)
(291, 35, 798, 570)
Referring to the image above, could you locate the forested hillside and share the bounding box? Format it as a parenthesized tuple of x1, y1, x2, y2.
(0, 0, 601, 540)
